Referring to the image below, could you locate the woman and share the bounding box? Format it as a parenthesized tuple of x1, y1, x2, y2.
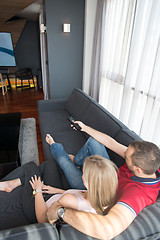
(0, 155, 118, 224)
(30, 155, 118, 223)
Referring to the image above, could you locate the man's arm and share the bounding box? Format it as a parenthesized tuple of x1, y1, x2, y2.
(47, 202, 135, 240)
(75, 121, 127, 158)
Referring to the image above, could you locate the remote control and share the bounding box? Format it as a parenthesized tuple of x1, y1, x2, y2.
(67, 116, 81, 131)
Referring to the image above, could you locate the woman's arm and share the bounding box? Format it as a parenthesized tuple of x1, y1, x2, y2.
(30, 176, 77, 223)
(75, 121, 127, 158)
(30, 176, 48, 223)
(34, 191, 48, 223)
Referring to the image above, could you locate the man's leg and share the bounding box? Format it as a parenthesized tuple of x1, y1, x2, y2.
(50, 143, 85, 189)
(46, 134, 85, 189)
(73, 137, 110, 167)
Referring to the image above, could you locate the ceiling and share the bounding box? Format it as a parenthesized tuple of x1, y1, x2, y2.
(0, 0, 42, 22)
(0, 0, 43, 46)
(15, 0, 43, 21)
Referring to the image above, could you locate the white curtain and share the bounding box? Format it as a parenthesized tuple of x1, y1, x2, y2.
(89, 0, 107, 101)
(101, 0, 136, 82)
(98, 0, 160, 147)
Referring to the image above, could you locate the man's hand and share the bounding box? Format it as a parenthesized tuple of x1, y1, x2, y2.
(73, 121, 87, 132)
(47, 201, 62, 224)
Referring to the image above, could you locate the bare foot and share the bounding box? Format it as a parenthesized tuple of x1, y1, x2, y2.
(0, 178, 21, 192)
(69, 154, 75, 163)
(46, 134, 55, 145)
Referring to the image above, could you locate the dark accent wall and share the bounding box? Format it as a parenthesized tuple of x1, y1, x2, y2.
(15, 21, 41, 76)
(45, 0, 85, 99)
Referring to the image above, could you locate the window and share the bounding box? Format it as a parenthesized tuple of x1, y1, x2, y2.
(98, 0, 160, 147)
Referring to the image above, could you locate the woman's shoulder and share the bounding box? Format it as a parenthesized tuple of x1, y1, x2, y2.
(58, 190, 79, 209)
(63, 189, 87, 198)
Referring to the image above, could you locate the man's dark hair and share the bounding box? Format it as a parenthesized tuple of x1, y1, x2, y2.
(130, 141, 160, 174)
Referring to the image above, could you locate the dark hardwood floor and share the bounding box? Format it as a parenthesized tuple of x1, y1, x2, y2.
(0, 87, 45, 164)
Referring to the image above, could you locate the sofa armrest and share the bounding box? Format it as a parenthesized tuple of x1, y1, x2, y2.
(113, 199, 160, 240)
(38, 99, 67, 112)
(58, 200, 160, 240)
(0, 223, 59, 240)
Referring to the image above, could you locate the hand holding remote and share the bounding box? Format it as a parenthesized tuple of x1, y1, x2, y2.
(67, 116, 82, 131)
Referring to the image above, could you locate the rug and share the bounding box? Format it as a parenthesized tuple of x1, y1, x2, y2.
(18, 118, 39, 165)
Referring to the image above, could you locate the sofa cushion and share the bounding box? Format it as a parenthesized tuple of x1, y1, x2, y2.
(64, 89, 92, 120)
(39, 110, 72, 135)
(39, 109, 87, 158)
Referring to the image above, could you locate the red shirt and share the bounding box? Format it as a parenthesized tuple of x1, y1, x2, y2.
(116, 163, 160, 217)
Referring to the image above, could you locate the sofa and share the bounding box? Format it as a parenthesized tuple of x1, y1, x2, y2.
(0, 88, 160, 240)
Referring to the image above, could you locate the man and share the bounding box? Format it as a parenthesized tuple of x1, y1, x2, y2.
(47, 121, 160, 240)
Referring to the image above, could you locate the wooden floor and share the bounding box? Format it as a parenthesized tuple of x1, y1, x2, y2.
(0, 86, 45, 164)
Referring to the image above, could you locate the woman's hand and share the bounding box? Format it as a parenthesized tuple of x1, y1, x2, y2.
(43, 185, 65, 194)
(43, 185, 58, 194)
(29, 175, 44, 191)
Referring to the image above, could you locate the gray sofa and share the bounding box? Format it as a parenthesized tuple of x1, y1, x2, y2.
(0, 88, 160, 240)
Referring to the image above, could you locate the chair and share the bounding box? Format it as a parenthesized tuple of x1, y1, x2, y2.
(0, 73, 7, 95)
(15, 68, 35, 89)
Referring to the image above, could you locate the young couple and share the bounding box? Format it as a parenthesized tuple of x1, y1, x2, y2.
(1, 120, 160, 240)
(0, 122, 118, 224)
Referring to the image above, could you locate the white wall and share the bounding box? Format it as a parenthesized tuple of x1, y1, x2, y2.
(82, 0, 98, 94)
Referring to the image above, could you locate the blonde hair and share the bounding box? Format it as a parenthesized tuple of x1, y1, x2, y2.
(83, 155, 118, 214)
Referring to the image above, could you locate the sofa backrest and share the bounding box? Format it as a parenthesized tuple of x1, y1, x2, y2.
(65, 89, 142, 167)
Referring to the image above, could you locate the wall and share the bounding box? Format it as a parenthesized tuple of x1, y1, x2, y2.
(15, 20, 41, 76)
(82, 0, 98, 94)
(45, 0, 85, 99)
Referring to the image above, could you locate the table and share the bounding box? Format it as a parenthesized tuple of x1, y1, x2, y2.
(0, 112, 21, 179)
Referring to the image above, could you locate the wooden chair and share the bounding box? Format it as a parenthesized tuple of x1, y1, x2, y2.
(0, 73, 7, 95)
(15, 68, 35, 89)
